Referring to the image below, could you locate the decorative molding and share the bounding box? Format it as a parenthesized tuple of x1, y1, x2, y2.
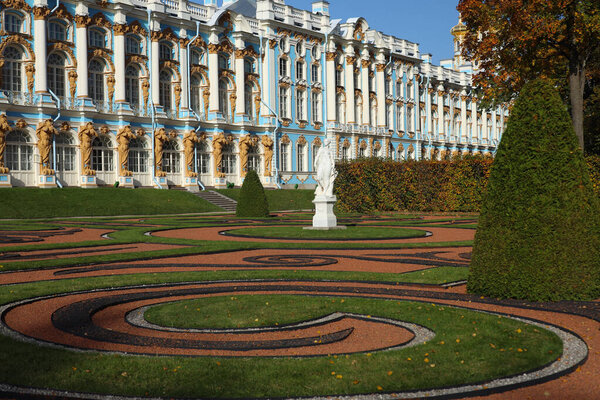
(48, 42, 77, 68)
(1, 0, 31, 12)
(89, 48, 115, 73)
(0, 35, 35, 62)
(33, 6, 50, 20)
(51, 4, 73, 21)
(75, 15, 91, 28)
(325, 52, 337, 61)
(151, 27, 178, 43)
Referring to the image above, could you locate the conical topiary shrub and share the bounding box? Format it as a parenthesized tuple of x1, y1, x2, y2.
(468, 79, 600, 301)
(236, 170, 270, 217)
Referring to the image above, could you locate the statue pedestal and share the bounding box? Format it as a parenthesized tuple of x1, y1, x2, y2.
(214, 177, 227, 189)
(184, 177, 200, 192)
(153, 176, 168, 189)
(118, 176, 135, 188)
(80, 175, 97, 188)
(38, 175, 57, 188)
(0, 173, 10, 187)
(304, 195, 346, 230)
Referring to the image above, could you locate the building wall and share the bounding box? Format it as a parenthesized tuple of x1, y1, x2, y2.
(0, 0, 506, 189)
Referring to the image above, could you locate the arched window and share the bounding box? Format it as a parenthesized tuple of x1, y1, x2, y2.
(47, 53, 66, 98)
(219, 79, 229, 118)
(191, 49, 205, 65)
(248, 145, 260, 174)
(218, 54, 229, 70)
(159, 42, 173, 61)
(88, 59, 105, 102)
(89, 28, 106, 48)
(358, 143, 366, 158)
(54, 134, 75, 171)
(444, 112, 451, 135)
(245, 83, 254, 120)
(407, 106, 414, 132)
(244, 58, 255, 74)
(467, 116, 473, 137)
(125, 65, 140, 109)
(195, 141, 210, 175)
(453, 113, 460, 136)
(5, 130, 32, 171)
(1, 46, 22, 92)
(48, 20, 67, 41)
(386, 104, 392, 127)
(159, 70, 172, 111)
(163, 140, 180, 173)
(4, 12, 23, 33)
(355, 97, 362, 125)
(341, 145, 348, 161)
(373, 144, 380, 158)
(396, 104, 403, 132)
(129, 137, 148, 173)
(191, 75, 202, 115)
(486, 117, 492, 139)
(91, 136, 113, 172)
(432, 111, 439, 135)
(126, 35, 142, 55)
(297, 143, 306, 171)
(221, 143, 236, 175)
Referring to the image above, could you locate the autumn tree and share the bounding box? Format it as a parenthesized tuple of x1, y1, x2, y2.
(457, 0, 600, 151)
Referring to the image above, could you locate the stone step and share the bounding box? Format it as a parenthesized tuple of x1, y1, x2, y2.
(194, 190, 237, 212)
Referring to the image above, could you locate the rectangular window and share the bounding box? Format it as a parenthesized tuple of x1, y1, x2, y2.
(279, 87, 288, 118)
(311, 92, 320, 123)
(295, 61, 303, 80)
(280, 143, 289, 171)
(89, 30, 105, 48)
(5, 14, 22, 33)
(297, 92, 304, 121)
(297, 145, 305, 172)
(129, 150, 148, 173)
(311, 65, 319, 83)
(48, 22, 66, 41)
(279, 58, 288, 77)
(197, 153, 209, 174)
(126, 37, 141, 54)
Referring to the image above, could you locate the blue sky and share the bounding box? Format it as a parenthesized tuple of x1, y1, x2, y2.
(287, 0, 460, 65)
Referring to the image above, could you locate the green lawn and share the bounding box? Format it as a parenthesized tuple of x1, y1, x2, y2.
(225, 225, 428, 240)
(216, 188, 315, 211)
(0, 187, 221, 218)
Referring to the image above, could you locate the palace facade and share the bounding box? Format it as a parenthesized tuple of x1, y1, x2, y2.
(0, 0, 506, 189)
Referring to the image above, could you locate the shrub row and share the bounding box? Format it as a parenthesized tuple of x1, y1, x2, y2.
(335, 155, 600, 214)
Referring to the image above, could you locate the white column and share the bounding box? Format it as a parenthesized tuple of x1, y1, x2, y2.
(461, 94, 468, 140)
(472, 99, 478, 142)
(361, 59, 370, 126)
(261, 38, 275, 117)
(426, 88, 432, 134)
(76, 24, 88, 98)
(345, 55, 355, 123)
(151, 38, 160, 106)
(114, 31, 126, 102)
(33, 13, 47, 93)
(326, 52, 336, 122)
(180, 43, 189, 110)
(492, 111, 498, 142)
(235, 51, 245, 116)
(438, 90, 444, 138)
(376, 63, 385, 127)
(208, 45, 219, 113)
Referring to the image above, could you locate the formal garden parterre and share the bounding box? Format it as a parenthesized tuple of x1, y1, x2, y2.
(0, 199, 599, 399)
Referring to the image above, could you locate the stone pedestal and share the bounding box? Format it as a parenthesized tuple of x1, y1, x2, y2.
(38, 174, 57, 188)
(214, 176, 227, 188)
(153, 176, 168, 189)
(80, 175, 97, 188)
(118, 176, 135, 188)
(305, 195, 346, 230)
(0, 173, 10, 187)
(184, 176, 200, 192)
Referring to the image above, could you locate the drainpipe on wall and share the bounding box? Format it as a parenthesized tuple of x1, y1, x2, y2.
(258, 32, 281, 189)
(186, 20, 205, 191)
(147, 9, 161, 189)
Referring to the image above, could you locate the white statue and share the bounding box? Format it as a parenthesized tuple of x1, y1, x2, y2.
(314, 139, 337, 198)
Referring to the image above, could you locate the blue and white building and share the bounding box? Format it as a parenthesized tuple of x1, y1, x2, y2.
(0, 0, 506, 189)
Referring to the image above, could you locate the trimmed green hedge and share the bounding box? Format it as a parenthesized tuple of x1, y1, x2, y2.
(468, 79, 600, 301)
(335, 155, 600, 214)
(235, 170, 270, 217)
(335, 156, 493, 213)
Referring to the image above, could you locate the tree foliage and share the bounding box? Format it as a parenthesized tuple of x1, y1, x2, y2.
(235, 170, 270, 218)
(468, 80, 600, 301)
(457, 0, 600, 151)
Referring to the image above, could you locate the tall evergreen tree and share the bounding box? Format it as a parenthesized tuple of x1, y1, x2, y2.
(236, 170, 270, 218)
(468, 80, 600, 301)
